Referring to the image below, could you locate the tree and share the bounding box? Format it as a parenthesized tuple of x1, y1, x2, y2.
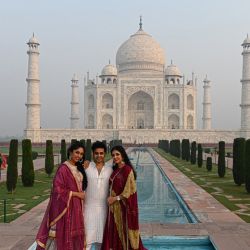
(245, 139, 250, 193)
(206, 157, 212, 171)
(190, 141, 197, 164)
(6, 139, 18, 192)
(197, 144, 203, 168)
(45, 140, 54, 176)
(85, 139, 92, 161)
(181, 139, 186, 160)
(21, 139, 35, 186)
(233, 138, 245, 186)
(60, 139, 67, 163)
(71, 139, 77, 145)
(186, 140, 190, 161)
(80, 139, 86, 147)
(218, 141, 226, 177)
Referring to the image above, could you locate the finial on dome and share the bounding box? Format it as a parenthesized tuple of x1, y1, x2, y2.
(109, 59, 111, 64)
(171, 59, 173, 65)
(33, 32, 34, 37)
(139, 16, 143, 30)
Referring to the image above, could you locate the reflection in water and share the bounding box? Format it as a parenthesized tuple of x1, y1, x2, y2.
(129, 148, 191, 224)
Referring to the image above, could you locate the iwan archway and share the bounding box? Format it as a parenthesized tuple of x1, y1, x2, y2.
(128, 91, 154, 129)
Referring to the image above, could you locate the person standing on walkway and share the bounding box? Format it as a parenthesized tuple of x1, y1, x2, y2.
(84, 141, 113, 250)
(101, 145, 147, 250)
(36, 141, 86, 250)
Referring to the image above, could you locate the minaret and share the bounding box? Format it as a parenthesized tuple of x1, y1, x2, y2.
(240, 35, 250, 130)
(70, 74, 80, 129)
(202, 76, 212, 130)
(25, 34, 41, 130)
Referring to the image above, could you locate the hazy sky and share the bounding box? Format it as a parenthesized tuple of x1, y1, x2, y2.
(0, 0, 249, 137)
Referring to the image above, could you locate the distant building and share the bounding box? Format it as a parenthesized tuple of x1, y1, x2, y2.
(24, 19, 250, 143)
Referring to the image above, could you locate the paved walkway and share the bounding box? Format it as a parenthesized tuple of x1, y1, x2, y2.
(0, 149, 250, 249)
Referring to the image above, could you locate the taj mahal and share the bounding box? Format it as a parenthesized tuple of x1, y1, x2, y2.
(24, 19, 250, 143)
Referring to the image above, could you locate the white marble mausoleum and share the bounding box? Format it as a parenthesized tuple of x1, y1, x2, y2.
(24, 20, 250, 143)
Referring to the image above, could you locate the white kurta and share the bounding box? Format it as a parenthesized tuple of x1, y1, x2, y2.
(84, 162, 113, 244)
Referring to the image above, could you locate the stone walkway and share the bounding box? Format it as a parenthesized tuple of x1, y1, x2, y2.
(1, 149, 250, 249)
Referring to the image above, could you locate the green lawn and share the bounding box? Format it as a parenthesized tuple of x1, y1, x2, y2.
(0, 168, 56, 223)
(154, 148, 250, 223)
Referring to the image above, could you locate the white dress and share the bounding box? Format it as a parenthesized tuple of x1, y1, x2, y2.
(84, 162, 113, 245)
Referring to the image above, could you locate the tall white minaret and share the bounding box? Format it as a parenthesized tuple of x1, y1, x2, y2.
(202, 76, 212, 130)
(25, 34, 41, 130)
(240, 35, 250, 130)
(70, 74, 80, 129)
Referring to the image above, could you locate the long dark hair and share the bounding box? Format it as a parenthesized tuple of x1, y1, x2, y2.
(111, 145, 137, 180)
(67, 141, 88, 191)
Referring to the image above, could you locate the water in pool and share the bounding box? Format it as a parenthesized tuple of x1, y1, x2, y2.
(129, 148, 196, 223)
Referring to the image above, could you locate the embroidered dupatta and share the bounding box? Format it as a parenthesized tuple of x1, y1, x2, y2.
(36, 163, 85, 250)
(101, 165, 146, 250)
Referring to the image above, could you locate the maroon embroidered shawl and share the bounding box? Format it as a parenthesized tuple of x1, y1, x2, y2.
(36, 164, 85, 249)
(101, 165, 146, 250)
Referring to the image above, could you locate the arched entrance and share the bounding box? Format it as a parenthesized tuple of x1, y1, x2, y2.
(128, 91, 154, 129)
(102, 114, 113, 129)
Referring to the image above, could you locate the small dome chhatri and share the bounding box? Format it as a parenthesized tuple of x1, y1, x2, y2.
(116, 17, 165, 73)
(28, 33, 39, 45)
(165, 61, 182, 77)
(101, 63, 117, 76)
(242, 34, 250, 46)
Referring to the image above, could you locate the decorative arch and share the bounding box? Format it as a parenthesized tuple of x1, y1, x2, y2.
(107, 78, 112, 84)
(168, 114, 179, 129)
(168, 93, 180, 109)
(88, 94, 94, 109)
(102, 93, 113, 109)
(88, 114, 94, 128)
(128, 91, 154, 129)
(187, 94, 194, 110)
(102, 114, 113, 129)
(187, 114, 194, 129)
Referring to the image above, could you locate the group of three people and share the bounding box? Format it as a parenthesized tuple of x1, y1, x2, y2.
(36, 141, 146, 250)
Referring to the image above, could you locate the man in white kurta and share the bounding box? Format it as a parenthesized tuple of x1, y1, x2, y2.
(84, 141, 113, 250)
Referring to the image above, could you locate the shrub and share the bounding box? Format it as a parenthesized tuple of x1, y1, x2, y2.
(206, 157, 212, 171)
(21, 139, 35, 186)
(71, 139, 77, 145)
(45, 140, 54, 176)
(60, 139, 67, 163)
(6, 139, 18, 192)
(197, 144, 203, 168)
(204, 148, 211, 154)
(245, 139, 250, 193)
(80, 139, 86, 147)
(85, 139, 92, 161)
(32, 151, 38, 160)
(233, 138, 245, 186)
(218, 141, 226, 178)
(190, 141, 197, 164)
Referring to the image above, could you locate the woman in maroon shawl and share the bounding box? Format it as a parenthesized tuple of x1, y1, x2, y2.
(101, 145, 146, 250)
(36, 141, 86, 250)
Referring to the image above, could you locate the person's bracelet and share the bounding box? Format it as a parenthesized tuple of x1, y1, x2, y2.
(116, 195, 121, 201)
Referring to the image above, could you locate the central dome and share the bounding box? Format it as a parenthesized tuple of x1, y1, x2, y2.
(116, 29, 165, 73)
